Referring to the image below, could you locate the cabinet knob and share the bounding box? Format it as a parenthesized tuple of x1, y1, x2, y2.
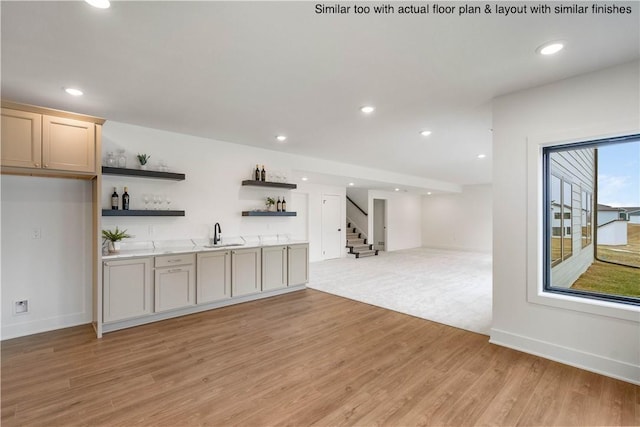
(44, 164, 49, 168)
(34, 163, 39, 167)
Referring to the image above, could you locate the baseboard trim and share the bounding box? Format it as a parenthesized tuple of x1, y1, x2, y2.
(2, 312, 92, 341)
(490, 328, 640, 385)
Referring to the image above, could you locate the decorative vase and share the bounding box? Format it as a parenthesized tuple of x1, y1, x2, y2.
(108, 241, 121, 253)
(140, 164, 147, 170)
(267, 204, 276, 212)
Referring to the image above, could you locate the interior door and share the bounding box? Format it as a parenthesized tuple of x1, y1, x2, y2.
(373, 199, 387, 251)
(322, 194, 342, 259)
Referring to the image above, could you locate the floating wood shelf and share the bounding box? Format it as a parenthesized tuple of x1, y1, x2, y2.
(102, 209, 185, 217)
(102, 167, 185, 181)
(241, 180, 297, 189)
(241, 211, 297, 217)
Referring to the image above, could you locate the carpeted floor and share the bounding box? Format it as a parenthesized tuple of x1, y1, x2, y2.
(308, 247, 492, 335)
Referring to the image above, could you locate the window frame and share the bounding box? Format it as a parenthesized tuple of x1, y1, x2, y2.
(527, 129, 640, 322)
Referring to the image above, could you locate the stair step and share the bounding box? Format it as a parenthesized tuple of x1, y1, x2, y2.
(356, 250, 377, 258)
(347, 239, 365, 245)
(348, 244, 371, 251)
(346, 233, 360, 239)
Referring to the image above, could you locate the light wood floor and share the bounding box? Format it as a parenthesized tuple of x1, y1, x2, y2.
(2, 289, 638, 426)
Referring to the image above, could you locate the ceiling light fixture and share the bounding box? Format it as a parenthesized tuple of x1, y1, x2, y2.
(394, 188, 400, 192)
(276, 135, 287, 142)
(420, 130, 432, 137)
(301, 177, 308, 181)
(348, 182, 355, 186)
(537, 41, 564, 55)
(477, 154, 487, 159)
(64, 87, 84, 96)
(85, 0, 110, 8)
(360, 105, 375, 114)
(427, 192, 432, 195)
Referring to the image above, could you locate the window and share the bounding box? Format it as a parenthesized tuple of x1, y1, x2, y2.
(549, 174, 573, 265)
(543, 135, 640, 306)
(581, 190, 592, 248)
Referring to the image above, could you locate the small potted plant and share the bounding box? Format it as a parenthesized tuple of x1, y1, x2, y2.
(266, 197, 276, 212)
(136, 153, 151, 170)
(102, 226, 131, 253)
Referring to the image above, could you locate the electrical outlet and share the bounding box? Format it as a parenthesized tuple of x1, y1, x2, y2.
(32, 228, 41, 239)
(14, 300, 28, 315)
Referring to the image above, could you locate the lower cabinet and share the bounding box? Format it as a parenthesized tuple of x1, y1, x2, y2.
(288, 244, 309, 286)
(154, 254, 196, 312)
(102, 243, 308, 331)
(103, 257, 153, 323)
(262, 245, 288, 291)
(231, 247, 262, 297)
(197, 250, 231, 304)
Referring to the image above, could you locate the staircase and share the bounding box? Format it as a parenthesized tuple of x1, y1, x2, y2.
(346, 222, 378, 258)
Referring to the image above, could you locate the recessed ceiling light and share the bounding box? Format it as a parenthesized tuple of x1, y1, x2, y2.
(85, 0, 110, 8)
(427, 192, 432, 195)
(537, 42, 564, 55)
(64, 88, 84, 96)
(301, 177, 308, 181)
(276, 135, 287, 142)
(348, 182, 355, 186)
(420, 130, 432, 137)
(360, 106, 375, 114)
(477, 154, 486, 159)
(394, 188, 400, 192)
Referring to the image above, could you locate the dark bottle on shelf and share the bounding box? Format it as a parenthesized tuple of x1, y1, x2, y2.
(122, 187, 130, 210)
(254, 164, 260, 181)
(261, 165, 266, 181)
(282, 197, 287, 212)
(277, 197, 282, 212)
(111, 187, 119, 210)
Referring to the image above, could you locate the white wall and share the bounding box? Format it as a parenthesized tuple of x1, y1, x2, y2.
(1, 175, 93, 339)
(101, 121, 349, 263)
(421, 184, 492, 252)
(367, 190, 422, 251)
(598, 220, 628, 245)
(492, 61, 640, 384)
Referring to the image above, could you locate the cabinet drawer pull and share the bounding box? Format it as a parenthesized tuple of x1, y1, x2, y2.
(167, 268, 182, 273)
(167, 259, 182, 263)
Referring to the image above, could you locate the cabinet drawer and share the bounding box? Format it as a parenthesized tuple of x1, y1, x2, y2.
(155, 253, 195, 268)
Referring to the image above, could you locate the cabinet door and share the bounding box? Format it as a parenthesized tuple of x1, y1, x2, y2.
(262, 245, 288, 291)
(155, 265, 196, 312)
(231, 248, 262, 297)
(197, 251, 231, 304)
(1, 108, 42, 168)
(103, 258, 153, 323)
(42, 115, 95, 173)
(288, 244, 309, 286)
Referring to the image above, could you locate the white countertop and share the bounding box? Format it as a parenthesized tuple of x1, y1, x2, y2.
(103, 239, 308, 260)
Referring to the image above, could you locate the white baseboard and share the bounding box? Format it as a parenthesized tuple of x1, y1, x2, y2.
(490, 328, 640, 385)
(2, 312, 92, 341)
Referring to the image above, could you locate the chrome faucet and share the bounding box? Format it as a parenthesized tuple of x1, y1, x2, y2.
(213, 222, 222, 245)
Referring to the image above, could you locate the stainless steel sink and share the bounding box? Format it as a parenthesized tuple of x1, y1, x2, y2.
(202, 243, 244, 248)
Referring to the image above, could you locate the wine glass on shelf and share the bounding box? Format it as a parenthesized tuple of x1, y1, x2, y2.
(143, 194, 151, 210)
(153, 194, 162, 210)
(165, 195, 172, 211)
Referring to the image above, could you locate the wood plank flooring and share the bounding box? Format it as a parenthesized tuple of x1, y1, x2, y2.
(2, 289, 638, 426)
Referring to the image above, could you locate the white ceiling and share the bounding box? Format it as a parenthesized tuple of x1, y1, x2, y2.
(2, 1, 639, 189)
